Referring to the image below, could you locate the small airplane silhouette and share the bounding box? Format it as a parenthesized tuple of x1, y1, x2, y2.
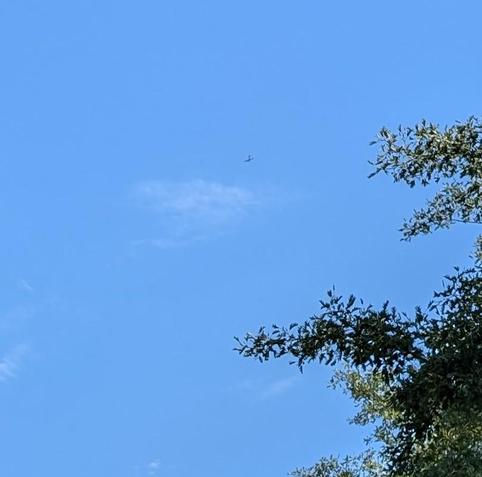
(244, 154, 254, 163)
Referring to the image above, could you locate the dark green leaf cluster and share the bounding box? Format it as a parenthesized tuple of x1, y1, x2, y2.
(369, 117, 482, 240)
(235, 292, 424, 382)
(236, 265, 482, 474)
(390, 266, 482, 473)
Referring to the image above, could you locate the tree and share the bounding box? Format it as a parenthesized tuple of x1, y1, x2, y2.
(236, 117, 482, 476)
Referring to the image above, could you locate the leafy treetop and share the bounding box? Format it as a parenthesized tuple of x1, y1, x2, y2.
(236, 117, 482, 476)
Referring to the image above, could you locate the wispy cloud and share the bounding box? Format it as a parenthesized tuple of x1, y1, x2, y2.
(132, 458, 176, 476)
(133, 179, 257, 221)
(0, 344, 29, 382)
(260, 376, 299, 399)
(231, 375, 299, 400)
(131, 179, 260, 247)
(17, 279, 34, 293)
(132, 236, 204, 250)
(147, 459, 161, 476)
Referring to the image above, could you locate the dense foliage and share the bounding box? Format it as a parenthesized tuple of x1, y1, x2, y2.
(236, 118, 482, 476)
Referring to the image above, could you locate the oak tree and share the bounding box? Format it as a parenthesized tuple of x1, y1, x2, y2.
(236, 117, 482, 476)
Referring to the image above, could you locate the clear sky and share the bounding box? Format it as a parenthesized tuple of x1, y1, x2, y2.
(0, 1, 481, 476)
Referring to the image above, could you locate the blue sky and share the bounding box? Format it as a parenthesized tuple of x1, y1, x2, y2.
(0, 1, 481, 476)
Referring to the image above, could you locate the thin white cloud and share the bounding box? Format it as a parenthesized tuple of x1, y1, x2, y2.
(260, 376, 299, 399)
(17, 279, 34, 293)
(231, 375, 299, 400)
(147, 459, 161, 476)
(132, 236, 204, 250)
(0, 344, 29, 382)
(131, 179, 260, 247)
(133, 179, 257, 221)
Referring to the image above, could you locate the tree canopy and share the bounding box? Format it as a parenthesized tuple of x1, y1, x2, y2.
(236, 117, 482, 476)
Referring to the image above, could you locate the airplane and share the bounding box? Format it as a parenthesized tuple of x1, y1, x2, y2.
(244, 154, 254, 162)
